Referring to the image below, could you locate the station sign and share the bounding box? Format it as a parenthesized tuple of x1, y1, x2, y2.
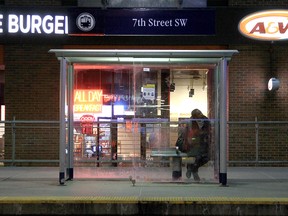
(0, 7, 215, 37)
(239, 10, 288, 41)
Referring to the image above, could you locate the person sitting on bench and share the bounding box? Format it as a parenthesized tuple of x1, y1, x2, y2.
(176, 109, 210, 181)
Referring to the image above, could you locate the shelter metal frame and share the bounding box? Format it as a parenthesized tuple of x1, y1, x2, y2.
(49, 49, 238, 186)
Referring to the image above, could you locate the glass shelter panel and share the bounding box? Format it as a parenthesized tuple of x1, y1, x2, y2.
(72, 59, 217, 184)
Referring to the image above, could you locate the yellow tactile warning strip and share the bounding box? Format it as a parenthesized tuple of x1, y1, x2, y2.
(0, 196, 287, 205)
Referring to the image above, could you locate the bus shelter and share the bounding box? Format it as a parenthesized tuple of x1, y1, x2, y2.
(49, 49, 238, 186)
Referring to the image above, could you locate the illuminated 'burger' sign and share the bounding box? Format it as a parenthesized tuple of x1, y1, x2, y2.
(239, 10, 288, 41)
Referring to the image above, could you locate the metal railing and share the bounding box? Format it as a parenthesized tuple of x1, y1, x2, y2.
(0, 119, 287, 166)
(228, 118, 288, 165)
(0, 120, 60, 165)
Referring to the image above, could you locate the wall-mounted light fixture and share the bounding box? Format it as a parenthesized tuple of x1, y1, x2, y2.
(268, 78, 280, 91)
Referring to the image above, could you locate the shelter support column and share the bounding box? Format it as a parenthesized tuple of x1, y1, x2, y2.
(213, 65, 220, 181)
(59, 57, 67, 185)
(67, 63, 74, 180)
(219, 57, 228, 186)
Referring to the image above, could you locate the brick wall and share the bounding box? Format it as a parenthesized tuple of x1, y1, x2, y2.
(228, 44, 288, 165)
(230, 44, 288, 121)
(4, 44, 61, 166)
(5, 44, 60, 121)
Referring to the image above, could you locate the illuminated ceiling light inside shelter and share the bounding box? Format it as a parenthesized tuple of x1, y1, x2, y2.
(189, 88, 194, 97)
(170, 83, 175, 92)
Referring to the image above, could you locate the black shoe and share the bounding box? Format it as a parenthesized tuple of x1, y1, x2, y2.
(186, 169, 192, 179)
(192, 172, 200, 182)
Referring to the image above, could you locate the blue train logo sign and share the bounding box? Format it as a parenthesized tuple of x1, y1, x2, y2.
(76, 12, 95, 32)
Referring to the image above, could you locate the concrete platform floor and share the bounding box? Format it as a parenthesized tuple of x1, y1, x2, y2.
(0, 166, 287, 215)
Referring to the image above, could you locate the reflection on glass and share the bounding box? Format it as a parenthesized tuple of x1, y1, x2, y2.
(71, 62, 216, 184)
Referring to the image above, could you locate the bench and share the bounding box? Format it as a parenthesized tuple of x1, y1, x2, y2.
(150, 147, 194, 180)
